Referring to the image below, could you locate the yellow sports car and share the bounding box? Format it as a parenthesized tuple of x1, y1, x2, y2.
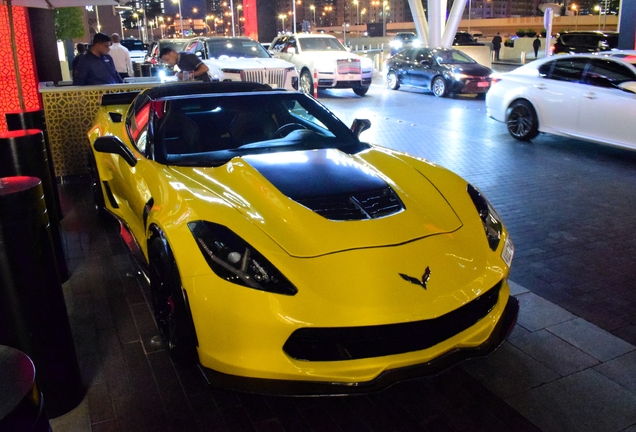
(88, 82, 517, 394)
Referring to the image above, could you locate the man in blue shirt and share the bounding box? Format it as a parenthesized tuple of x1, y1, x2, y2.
(73, 33, 124, 86)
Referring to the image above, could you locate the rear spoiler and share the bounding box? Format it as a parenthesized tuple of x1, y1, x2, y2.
(101, 91, 141, 107)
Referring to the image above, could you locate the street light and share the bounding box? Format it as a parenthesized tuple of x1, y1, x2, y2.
(594, 5, 601, 30)
(171, 0, 183, 36)
(354, 0, 359, 24)
(279, 14, 286, 32)
(571, 4, 578, 30)
(236, 5, 242, 36)
(468, 0, 472, 33)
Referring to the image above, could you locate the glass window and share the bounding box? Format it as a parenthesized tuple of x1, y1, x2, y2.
(548, 58, 587, 83)
(585, 59, 636, 88)
(298, 37, 346, 52)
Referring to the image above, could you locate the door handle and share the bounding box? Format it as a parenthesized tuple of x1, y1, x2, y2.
(533, 84, 547, 90)
(583, 92, 598, 100)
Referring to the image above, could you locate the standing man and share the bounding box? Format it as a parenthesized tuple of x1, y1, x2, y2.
(73, 33, 123, 86)
(159, 47, 210, 82)
(109, 33, 134, 79)
(71, 43, 86, 79)
(491, 32, 502, 61)
(533, 35, 541, 58)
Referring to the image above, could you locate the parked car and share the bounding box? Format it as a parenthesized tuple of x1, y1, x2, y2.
(385, 47, 493, 97)
(183, 36, 299, 91)
(389, 32, 420, 56)
(119, 38, 147, 64)
(145, 38, 190, 64)
(553, 31, 619, 54)
(486, 54, 636, 148)
(269, 33, 373, 96)
(453, 31, 484, 46)
(87, 81, 517, 394)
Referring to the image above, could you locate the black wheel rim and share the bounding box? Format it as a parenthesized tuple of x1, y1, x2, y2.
(508, 105, 533, 138)
(150, 254, 178, 351)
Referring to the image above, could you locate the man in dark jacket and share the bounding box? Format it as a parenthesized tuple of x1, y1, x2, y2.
(533, 35, 541, 58)
(159, 47, 211, 82)
(73, 33, 123, 86)
(491, 32, 502, 60)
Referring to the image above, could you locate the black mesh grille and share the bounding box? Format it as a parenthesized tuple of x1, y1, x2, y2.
(296, 187, 404, 221)
(283, 282, 502, 361)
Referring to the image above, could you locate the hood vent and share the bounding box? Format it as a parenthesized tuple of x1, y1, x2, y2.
(297, 187, 404, 221)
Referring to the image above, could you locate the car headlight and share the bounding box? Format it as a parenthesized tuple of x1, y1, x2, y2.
(188, 221, 298, 296)
(220, 68, 242, 74)
(390, 40, 403, 48)
(467, 184, 502, 251)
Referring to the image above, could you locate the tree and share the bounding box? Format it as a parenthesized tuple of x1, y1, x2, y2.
(55, 7, 85, 40)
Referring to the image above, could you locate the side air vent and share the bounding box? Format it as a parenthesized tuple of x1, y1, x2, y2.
(296, 187, 404, 221)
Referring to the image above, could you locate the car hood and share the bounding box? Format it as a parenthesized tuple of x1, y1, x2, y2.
(169, 148, 462, 257)
(444, 63, 492, 77)
(300, 50, 365, 62)
(203, 57, 293, 70)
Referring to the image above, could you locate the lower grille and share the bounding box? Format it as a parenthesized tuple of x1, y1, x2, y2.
(337, 59, 361, 74)
(283, 282, 502, 361)
(241, 69, 285, 88)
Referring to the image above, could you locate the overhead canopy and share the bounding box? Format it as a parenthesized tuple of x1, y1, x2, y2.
(7, 0, 118, 8)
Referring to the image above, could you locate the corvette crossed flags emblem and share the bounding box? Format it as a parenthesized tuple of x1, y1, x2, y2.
(399, 266, 431, 290)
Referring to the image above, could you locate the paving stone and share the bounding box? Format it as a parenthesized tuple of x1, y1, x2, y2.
(515, 292, 577, 332)
(506, 369, 636, 432)
(508, 329, 600, 377)
(594, 351, 636, 394)
(547, 317, 635, 362)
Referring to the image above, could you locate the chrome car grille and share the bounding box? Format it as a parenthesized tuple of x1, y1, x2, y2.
(240, 69, 285, 88)
(297, 187, 404, 221)
(337, 59, 361, 74)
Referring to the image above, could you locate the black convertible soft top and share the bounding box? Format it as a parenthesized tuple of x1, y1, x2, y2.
(101, 82, 275, 107)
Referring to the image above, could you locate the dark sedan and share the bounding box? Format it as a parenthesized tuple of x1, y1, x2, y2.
(385, 47, 493, 97)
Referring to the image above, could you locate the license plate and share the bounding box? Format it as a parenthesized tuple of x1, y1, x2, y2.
(501, 236, 514, 267)
(477, 81, 489, 87)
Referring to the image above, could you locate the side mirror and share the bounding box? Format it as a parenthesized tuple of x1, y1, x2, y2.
(287, 47, 296, 54)
(93, 136, 137, 167)
(350, 119, 371, 137)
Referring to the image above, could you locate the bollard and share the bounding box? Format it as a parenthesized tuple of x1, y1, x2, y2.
(0, 345, 51, 431)
(521, 52, 527, 63)
(0, 130, 69, 282)
(5, 109, 62, 222)
(0, 177, 84, 418)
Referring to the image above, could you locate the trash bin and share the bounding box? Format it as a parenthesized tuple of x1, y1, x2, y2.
(0, 176, 84, 418)
(0, 345, 51, 432)
(141, 63, 152, 77)
(4, 109, 62, 222)
(133, 62, 142, 77)
(0, 129, 69, 282)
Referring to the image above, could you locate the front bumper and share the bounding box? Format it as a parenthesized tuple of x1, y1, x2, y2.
(198, 295, 519, 395)
(316, 71, 373, 88)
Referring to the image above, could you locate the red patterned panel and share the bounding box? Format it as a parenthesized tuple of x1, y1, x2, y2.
(0, 5, 41, 133)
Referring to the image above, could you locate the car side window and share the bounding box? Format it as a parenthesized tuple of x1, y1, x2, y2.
(271, 37, 287, 52)
(548, 58, 588, 83)
(585, 59, 636, 88)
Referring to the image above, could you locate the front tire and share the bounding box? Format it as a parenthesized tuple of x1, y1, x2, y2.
(506, 100, 539, 141)
(387, 71, 400, 90)
(432, 76, 447, 97)
(353, 86, 369, 96)
(148, 235, 198, 364)
(300, 69, 313, 95)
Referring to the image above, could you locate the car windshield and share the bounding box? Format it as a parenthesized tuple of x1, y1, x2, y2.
(205, 40, 270, 59)
(151, 91, 365, 167)
(433, 50, 475, 65)
(396, 33, 416, 42)
(298, 37, 347, 52)
(121, 40, 145, 51)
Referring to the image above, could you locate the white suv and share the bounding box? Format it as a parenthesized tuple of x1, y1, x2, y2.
(269, 34, 373, 96)
(184, 37, 299, 91)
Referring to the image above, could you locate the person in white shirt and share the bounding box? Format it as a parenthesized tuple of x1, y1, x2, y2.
(109, 33, 133, 79)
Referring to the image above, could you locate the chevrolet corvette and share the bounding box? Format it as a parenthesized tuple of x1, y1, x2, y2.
(88, 82, 518, 394)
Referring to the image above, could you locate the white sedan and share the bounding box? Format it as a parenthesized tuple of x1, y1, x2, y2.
(269, 34, 374, 96)
(486, 54, 636, 150)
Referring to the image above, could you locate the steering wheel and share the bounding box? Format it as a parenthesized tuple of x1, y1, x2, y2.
(272, 123, 307, 138)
